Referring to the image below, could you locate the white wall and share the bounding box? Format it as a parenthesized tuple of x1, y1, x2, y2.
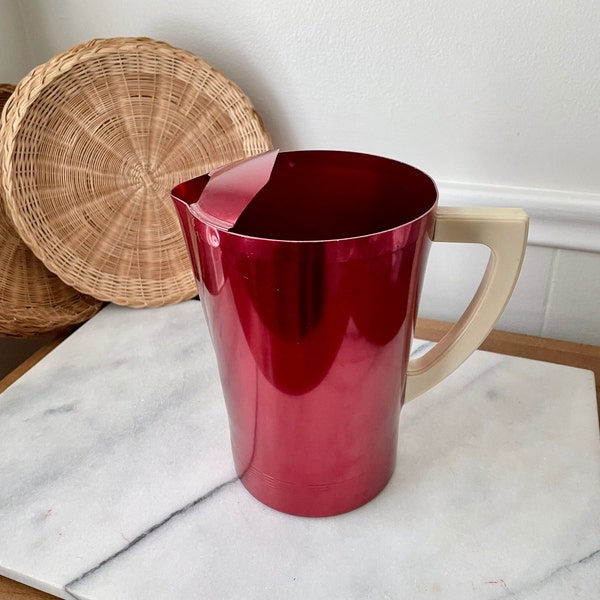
(0, 0, 36, 81)
(1, 0, 599, 351)
(15, 0, 600, 192)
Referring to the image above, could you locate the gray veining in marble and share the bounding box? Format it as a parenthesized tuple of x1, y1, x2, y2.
(0, 301, 598, 599)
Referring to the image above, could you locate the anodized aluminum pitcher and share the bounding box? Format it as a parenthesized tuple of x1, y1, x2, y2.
(171, 150, 528, 517)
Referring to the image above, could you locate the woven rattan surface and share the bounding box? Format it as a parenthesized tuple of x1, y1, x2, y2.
(0, 37, 272, 307)
(0, 84, 102, 337)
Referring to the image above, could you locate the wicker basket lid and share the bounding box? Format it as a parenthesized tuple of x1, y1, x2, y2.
(0, 37, 272, 307)
(0, 84, 102, 338)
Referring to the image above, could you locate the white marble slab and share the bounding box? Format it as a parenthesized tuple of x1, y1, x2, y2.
(0, 301, 598, 599)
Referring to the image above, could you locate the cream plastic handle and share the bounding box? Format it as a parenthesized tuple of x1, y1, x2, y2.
(405, 206, 529, 402)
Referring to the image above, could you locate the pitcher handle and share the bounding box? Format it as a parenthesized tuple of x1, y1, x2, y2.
(405, 206, 529, 402)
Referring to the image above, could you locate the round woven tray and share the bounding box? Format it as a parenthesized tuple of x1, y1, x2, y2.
(0, 37, 272, 307)
(0, 83, 102, 338)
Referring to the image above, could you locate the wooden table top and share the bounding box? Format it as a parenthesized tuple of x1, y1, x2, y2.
(1, 319, 598, 599)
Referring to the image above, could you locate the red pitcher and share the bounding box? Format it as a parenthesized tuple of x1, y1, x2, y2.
(171, 150, 528, 517)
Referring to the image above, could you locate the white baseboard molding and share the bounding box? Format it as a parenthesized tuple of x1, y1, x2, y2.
(437, 181, 600, 253)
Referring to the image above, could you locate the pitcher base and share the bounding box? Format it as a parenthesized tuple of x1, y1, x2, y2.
(239, 463, 396, 517)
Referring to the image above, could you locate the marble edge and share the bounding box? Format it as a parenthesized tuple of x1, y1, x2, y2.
(0, 566, 71, 600)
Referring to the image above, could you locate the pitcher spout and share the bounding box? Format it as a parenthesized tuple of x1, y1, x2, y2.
(171, 176, 229, 296)
(171, 181, 205, 282)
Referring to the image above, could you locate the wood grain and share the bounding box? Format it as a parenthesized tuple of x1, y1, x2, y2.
(0, 319, 598, 598)
(0, 575, 58, 599)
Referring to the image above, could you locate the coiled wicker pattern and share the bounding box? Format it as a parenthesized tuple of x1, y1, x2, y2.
(0, 83, 102, 337)
(0, 37, 272, 307)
